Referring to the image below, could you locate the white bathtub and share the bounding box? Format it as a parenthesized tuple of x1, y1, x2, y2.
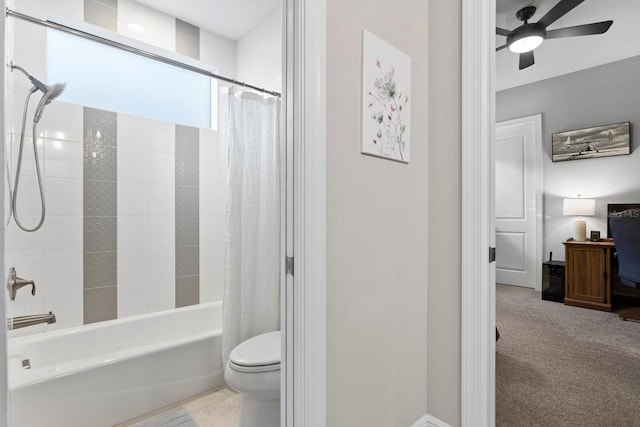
(7, 301, 224, 427)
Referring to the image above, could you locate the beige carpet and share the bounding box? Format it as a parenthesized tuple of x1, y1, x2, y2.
(496, 284, 640, 427)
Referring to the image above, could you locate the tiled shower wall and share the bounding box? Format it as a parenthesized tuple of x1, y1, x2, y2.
(7, 103, 226, 332)
(6, 101, 227, 332)
(6, 0, 231, 334)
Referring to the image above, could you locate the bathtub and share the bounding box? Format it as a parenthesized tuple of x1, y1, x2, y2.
(7, 301, 224, 427)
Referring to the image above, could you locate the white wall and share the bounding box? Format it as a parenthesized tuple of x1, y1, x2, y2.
(497, 56, 640, 263)
(427, 1, 462, 425)
(236, 10, 282, 94)
(326, 0, 429, 425)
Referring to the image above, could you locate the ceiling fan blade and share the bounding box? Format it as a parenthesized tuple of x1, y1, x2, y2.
(496, 27, 511, 36)
(538, 0, 585, 28)
(496, 44, 508, 52)
(546, 21, 613, 39)
(519, 51, 535, 70)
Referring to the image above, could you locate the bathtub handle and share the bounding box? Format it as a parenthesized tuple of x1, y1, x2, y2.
(7, 267, 36, 301)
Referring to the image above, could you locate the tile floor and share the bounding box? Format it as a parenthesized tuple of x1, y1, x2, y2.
(116, 386, 240, 427)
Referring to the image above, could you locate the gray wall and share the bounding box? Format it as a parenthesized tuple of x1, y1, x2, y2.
(427, 0, 462, 426)
(326, 0, 429, 425)
(497, 56, 640, 262)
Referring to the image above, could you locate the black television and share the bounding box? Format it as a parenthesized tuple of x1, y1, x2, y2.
(607, 204, 640, 238)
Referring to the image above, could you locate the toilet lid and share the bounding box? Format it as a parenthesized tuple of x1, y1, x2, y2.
(229, 331, 281, 370)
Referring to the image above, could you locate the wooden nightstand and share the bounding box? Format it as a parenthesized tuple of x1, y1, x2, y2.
(563, 238, 615, 312)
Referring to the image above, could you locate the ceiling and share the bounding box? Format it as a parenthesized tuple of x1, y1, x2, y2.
(496, 0, 640, 91)
(133, 0, 281, 41)
(134, 1, 639, 90)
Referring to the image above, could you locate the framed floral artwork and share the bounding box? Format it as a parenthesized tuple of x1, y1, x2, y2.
(361, 30, 411, 163)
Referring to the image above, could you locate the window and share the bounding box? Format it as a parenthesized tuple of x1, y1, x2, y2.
(47, 29, 214, 129)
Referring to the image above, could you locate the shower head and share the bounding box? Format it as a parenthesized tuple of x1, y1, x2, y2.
(9, 62, 66, 123)
(34, 82, 66, 123)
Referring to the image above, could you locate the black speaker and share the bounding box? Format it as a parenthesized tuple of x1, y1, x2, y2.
(542, 260, 565, 303)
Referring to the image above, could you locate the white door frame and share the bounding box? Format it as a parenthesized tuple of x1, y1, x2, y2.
(284, 0, 326, 426)
(461, 0, 496, 426)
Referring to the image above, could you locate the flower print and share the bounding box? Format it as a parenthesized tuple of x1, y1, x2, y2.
(367, 60, 409, 161)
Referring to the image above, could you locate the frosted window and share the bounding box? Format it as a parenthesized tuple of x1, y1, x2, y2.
(46, 29, 212, 129)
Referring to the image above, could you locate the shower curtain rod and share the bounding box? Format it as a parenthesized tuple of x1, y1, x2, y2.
(6, 8, 282, 98)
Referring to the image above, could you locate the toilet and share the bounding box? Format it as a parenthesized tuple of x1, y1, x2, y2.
(224, 330, 281, 427)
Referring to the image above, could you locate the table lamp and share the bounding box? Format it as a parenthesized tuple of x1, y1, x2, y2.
(563, 197, 596, 242)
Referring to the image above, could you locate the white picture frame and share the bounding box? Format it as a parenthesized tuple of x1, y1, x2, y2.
(361, 30, 411, 163)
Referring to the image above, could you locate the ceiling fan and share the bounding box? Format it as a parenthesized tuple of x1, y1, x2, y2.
(496, 0, 613, 70)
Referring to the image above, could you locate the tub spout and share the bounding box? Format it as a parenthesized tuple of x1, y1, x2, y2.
(8, 312, 56, 330)
(7, 267, 36, 301)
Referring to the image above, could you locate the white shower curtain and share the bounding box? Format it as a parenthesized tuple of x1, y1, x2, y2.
(222, 89, 281, 364)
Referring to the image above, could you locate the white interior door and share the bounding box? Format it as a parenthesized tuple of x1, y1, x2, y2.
(495, 114, 542, 289)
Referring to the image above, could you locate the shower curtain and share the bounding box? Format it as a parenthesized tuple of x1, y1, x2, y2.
(222, 89, 281, 364)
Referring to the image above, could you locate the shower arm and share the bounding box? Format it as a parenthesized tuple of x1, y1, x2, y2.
(9, 62, 29, 78)
(9, 61, 52, 95)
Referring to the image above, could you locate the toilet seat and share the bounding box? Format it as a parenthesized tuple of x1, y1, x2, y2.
(229, 331, 281, 373)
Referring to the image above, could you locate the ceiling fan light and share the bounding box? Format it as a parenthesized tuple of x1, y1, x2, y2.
(508, 35, 544, 53)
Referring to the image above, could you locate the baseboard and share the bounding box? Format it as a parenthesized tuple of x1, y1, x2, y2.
(410, 414, 452, 427)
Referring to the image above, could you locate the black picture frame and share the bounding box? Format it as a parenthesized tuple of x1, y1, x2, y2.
(552, 122, 631, 162)
(590, 231, 601, 242)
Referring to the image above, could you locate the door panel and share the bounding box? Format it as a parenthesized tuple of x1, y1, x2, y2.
(495, 115, 542, 289)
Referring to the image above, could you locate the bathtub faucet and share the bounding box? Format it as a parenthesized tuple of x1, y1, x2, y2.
(8, 312, 56, 330)
(7, 267, 36, 301)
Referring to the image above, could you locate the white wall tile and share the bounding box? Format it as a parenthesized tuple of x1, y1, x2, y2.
(149, 246, 175, 286)
(236, 9, 282, 94)
(43, 139, 83, 179)
(117, 0, 175, 51)
(118, 285, 149, 318)
(199, 30, 236, 78)
(44, 253, 82, 294)
(199, 273, 223, 303)
(45, 178, 83, 216)
(40, 102, 84, 142)
(147, 284, 174, 313)
(45, 0, 84, 22)
(148, 184, 175, 216)
(199, 128, 219, 159)
(148, 215, 174, 248)
(118, 248, 149, 287)
(118, 215, 149, 250)
(45, 291, 83, 331)
(199, 156, 217, 187)
(200, 214, 226, 246)
(150, 151, 175, 185)
(199, 185, 226, 216)
(118, 181, 149, 216)
(8, 132, 44, 176)
(200, 243, 225, 275)
(118, 147, 152, 183)
(11, 19, 46, 79)
(11, 175, 44, 217)
(200, 155, 226, 188)
(148, 246, 175, 312)
(10, 292, 45, 319)
(44, 216, 83, 255)
(7, 220, 45, 258)
(119, 113, 174, 153)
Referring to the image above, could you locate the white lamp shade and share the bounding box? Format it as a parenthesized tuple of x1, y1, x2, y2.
(563, 198, 595, 217)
